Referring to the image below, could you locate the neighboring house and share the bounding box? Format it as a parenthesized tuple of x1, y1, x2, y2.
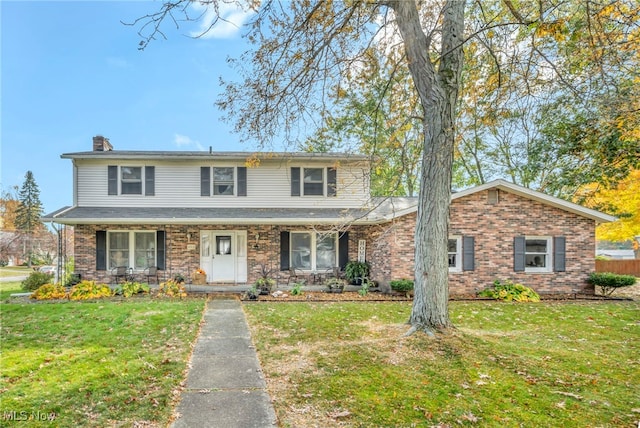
(43, 136, 616, 295)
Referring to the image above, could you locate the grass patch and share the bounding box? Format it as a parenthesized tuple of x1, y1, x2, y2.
(0, 266, 31, 278)
(0, 281, 24, 300)
(244, 301, 640, 427)
(0, 298, 206, 426)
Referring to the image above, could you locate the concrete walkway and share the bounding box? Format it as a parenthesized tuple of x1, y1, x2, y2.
(170, 299, 278, 428)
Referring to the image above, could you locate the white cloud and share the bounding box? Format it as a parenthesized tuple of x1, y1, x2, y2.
(174, 133, 205, 151)
(189, 2, 256, 39)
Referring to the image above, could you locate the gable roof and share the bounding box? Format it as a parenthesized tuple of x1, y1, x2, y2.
(450, 179, 617, 223)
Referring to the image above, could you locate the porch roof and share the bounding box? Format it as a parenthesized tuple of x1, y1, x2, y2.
(41, 205, 401, 226)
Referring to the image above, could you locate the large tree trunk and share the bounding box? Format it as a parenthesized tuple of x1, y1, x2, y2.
(391, 0, 465, 333)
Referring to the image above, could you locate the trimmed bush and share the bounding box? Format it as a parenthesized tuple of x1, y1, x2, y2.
(588, 272, 637, 296)
(478, 279, 540, 302)
(69, 281, 113, 301)
(390, 279, 414, 293)
(21, 271, 53, 291)
(31, 283, 67, 300)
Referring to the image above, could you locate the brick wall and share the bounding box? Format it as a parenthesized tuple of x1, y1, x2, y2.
(70, 189, 597, 295)
(365, 189, 597, 295)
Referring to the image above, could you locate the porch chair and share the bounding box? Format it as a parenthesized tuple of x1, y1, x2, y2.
(143, 266, 159, 284)
(111, 266, 133, 283)
(286, 267, 305, 285)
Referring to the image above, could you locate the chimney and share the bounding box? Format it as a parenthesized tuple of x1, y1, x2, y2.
(93, 135, 113, 151)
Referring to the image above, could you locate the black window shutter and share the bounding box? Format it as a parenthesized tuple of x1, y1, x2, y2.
(554, 236, 566, 272)
(108, 166, 118, 195)
(463, 236, 475, 271)
(327, 167, 337, 197)
(157, 231, 166, 270)
(96, 231, 107, 270)
(514, 236, 526, 272)
(237, 167, 247, 196)
(280, 231, 290, 270)
(201, 167, 210, 196)
(145, 166, 155, 196)
(339, 232, 349, 269)
(291, 167, 300, 196)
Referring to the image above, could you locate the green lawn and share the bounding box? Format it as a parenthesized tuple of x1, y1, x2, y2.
(1, 297, 206, 427)
(2, 295, 638, 427)
(244, 301, 640, 427)
(0, 266, 31, 278)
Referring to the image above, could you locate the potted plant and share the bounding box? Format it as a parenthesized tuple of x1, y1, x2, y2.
(255, 263, 277, 295)
(192, 268, 207, 285)
(324, 277, 346, 293)
(245, 284, 260, 300)
(344, 261, 370, 285)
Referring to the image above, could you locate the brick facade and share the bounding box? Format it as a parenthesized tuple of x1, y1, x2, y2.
(363, 189, 597, 295)
(71, 189, 597, 295)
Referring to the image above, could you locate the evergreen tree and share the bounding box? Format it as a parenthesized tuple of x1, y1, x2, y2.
(15, 171, 44, 267)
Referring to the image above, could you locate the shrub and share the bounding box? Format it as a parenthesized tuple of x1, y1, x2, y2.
(291, 282, 303, 296)
(478, 279, 540, 302)
(157, 280, 186, 298)
(588, 272, 637, 296)
(115, 281, 150, 298)
(69, 281, 113, 301)
(31, 283, 67, 300)
(390, 279, 414, 293)
(21, 271, 53, 291)
(358, 280, 370, 296)
(345, 261, 370, 283)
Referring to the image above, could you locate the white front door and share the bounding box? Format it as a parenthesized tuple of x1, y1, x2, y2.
(200, 231, 239, 282)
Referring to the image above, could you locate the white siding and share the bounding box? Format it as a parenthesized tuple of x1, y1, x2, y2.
(75, 158, 370, 208)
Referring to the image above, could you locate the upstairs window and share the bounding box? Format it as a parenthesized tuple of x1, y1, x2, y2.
(121, 167, 142, 194)
(201, 166, 247, 197)
(213, 167, 235, 195)
(303, 168, 324, 196)
(290, 167, 337, 197)
(108, 166, 154, 196)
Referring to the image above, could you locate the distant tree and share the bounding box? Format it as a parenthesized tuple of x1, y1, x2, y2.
(0, 186, 20, 230)
(15, 171, 44, 267)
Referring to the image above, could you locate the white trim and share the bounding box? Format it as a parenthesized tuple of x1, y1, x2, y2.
(448, 236, 462, 272)
(524, 236, 553, 273)
(290, 231, 338, 272)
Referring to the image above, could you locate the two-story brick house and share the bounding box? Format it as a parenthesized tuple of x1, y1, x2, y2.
(43, 136, 615, 294)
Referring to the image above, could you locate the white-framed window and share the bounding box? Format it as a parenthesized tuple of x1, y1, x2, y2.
(448, 236, 462, 272)
(213, 167, 235, 195)
(290, 232, 337, 270)
(108, 165, 154, 196)
(303, 168, 324, 196)
(525, 236, 552, 272)
(121, 167, 142, 194)
(108, 231, 156, 270)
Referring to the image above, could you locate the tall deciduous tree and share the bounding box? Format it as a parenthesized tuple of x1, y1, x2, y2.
(579, 169, 640, 257)
(15, 171, 44, 267)
(133, 0, 639, 333)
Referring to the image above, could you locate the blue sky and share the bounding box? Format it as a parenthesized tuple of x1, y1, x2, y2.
(1, 1, 259, 215)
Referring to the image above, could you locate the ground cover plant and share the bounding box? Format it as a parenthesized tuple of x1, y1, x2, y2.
(0, 298, 205, 427)
(244, 301, 640, 427)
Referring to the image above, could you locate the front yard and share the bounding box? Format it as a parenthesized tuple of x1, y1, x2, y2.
(0, 291, 205, 427)
(1, 281, 638, 427)
(245, 300, 640, 427)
